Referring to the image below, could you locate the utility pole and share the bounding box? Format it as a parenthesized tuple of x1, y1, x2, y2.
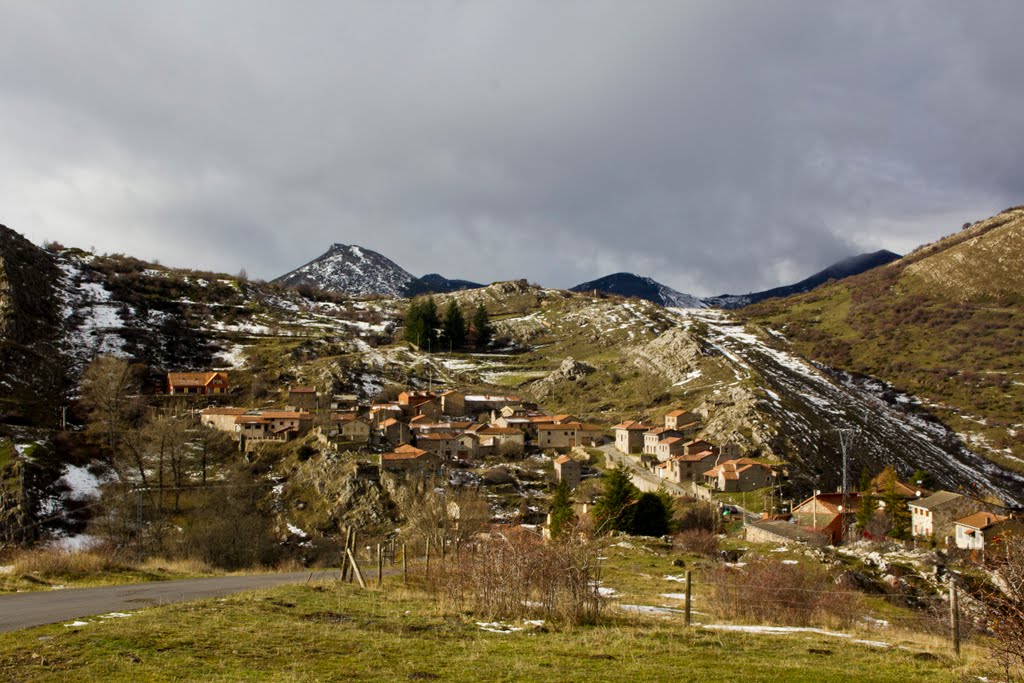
(837, 429, 857, 541)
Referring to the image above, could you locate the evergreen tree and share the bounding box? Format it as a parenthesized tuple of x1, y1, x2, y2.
(632, 492, 670, 537)
(855, 492, 876, 537)
(440, 300, 467, 351)
(858, 466, 874, 492)
(911, 469, 934, 490)
(471, 302, 493, 348)
(592, 465, 639, 534)
(549, 478, 575, 538)
(421, 297, 440, 349)
(403, 299, 424, 347)
(884, 482, 911, 540)
(403, 297, 439, 350)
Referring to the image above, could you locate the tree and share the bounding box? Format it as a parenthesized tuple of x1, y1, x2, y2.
(592, 465, 638, 534)
(884, 482, 911, 540)
(440, 300, 467, 351)
(911, 469, 935, 490)
(857, 466, 874, 492)
(632, 492, 670, 537)
(404, 297, 440, 350)
(471, 303, 493, 348)
(79, 356, 141, 450)
(982, 531, 1024, 680)
(855, 492, 876, 537)
(549, 478, 575, 538)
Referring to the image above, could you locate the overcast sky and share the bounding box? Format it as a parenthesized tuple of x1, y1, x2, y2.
(2, 2, 1022, 296)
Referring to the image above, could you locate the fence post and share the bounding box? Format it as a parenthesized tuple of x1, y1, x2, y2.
(346, 548, 367, 589)
(684, 570, 692, 627)
(425, 540, 431, 576)
(377, 544, 384, 587)
(402, 543, 408, 584)
(950, 576, 960, 657)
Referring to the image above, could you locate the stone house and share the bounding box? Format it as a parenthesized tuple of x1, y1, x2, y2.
(664, 409, 701, 432)
(380, 444, 440, 474)
(554, 455, 582, 489)
(236, 410, 313, 447)
(655, 436, 687, 461)
(287, 386, 318, 412)
(791, 492, 858, 544)
(954, 512, 1021, 553)
(200, 407, 247, 433)
(643, 428, 684, 456)
(332, 413, 370, 443)
(167, 371, 229, 395)
(378, 418, 412, 447)
(477, 426, 526, 456)
(416, 432, 460, 460)
(910, 491, 989, 543)
(704, 458, 773, 493)
(613, 421, 652, 454)
(537, 423, 604, 451)
(684, 439, 718, 456)
(439, 390, 465, 417)
(667, 450, 719, 484)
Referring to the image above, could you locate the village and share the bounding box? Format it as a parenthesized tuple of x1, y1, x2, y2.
(173, 369, 1022, 558)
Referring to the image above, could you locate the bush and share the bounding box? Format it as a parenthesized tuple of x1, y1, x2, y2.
(433, 532, 605, 625)
(673, 529, 719, 556)
(703, 557, 860, 628)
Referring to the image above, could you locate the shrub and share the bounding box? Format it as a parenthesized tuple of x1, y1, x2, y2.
(673, 529, 719, 556)
(703, 557, 860, 628)
(433, 532, 605, 625)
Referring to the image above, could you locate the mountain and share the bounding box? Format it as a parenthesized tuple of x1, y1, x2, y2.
(570, 273, 706, 308)
(743, 207, 1024, 480)
(273, 244, 415, 297)
(402, 273, 484, 297)
(705, 250, 902, 309)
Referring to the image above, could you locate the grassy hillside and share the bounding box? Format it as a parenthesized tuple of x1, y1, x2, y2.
(743, 207, 1024, 474)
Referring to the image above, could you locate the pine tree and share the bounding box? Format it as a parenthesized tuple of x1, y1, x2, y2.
(404, 297, 439, 350)
(884, 482, 911, 540)
(440, 300, 467, 351)
(855, 492, 876, 537)
(421, 297, 439, 350)
(549, 478, 575, 538)
(471, 302, 492, 348)
(592, 465, 639, 534)
(858, 466, 874, 492)
(632, 492, 670, 537)
(403, 299, 424, 347)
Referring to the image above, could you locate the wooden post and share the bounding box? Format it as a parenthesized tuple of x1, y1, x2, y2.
(346, 548, 367, 589)
(425, 540, 431, 576)
(950, 577, 960, 657)
(340, 527, 351, 578)
(390, 539, 396, 566)
(402, 543, 408, 584)
(377, 543, 384, 588)
(684, 570, 693, 627)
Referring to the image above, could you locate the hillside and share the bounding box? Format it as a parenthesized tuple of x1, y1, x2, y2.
(273, 243, 415, 297)
(743, 207, 1024, 477)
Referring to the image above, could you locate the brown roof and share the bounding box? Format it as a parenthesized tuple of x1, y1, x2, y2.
(167, 371, 227, 387)
(479, 427, 524, 435)
(910, 491, 964, 511)
(381, 445, 430, 461)
(289, 386, 316, 394)
(260, 411, 311, 420)
(418, 433, 455, 441)
(614, 420, 653, 431)
(665, 409, 692, 417)
(659, 437, 685, 445)
(332, 412, 361, 422)
(201, 407, 248, 416)
(380, 418, 403, 428)
(956, 512, 1010, 530)
(677, 450, 716, 462)
(554, 455, 572, 464)
(704, 458, 771, 479)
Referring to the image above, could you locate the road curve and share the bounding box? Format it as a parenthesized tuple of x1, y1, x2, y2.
(0, 569, 341, 633)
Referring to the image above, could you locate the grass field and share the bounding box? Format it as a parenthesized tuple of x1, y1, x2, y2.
(0, 539, 996, 682)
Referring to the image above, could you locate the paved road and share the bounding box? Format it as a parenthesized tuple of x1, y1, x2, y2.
(0, 569, 342, 633)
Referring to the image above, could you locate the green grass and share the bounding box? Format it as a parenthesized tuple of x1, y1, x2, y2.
(0, 577, 972, 682)
(714, 487, 775, 514)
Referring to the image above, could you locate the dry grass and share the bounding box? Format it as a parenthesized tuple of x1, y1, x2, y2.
(10, 547, 132, 579)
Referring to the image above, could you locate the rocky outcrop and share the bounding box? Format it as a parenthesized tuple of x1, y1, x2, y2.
(532, 357, 595, 397)
(627, 327, 706, 384)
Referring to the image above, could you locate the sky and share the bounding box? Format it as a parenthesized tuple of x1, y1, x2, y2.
(2, 2, 1023, 297)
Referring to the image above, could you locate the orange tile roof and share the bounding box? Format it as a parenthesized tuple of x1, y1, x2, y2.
(201, 407, 248, 416)
(289, 386, 316, 393)
(381, 445, 430, 460)
(554, 455, 572, 464)
(613, 420, 653, 430)
(956, 512, 1009, 530)
(167, 371, 227, 387)
(479, 427, 524, 435)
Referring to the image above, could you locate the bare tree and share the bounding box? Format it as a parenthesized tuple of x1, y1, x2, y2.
(983, 532, 1024, 681)
(116, 412, 190, 512)
(79, 356, 142, 450)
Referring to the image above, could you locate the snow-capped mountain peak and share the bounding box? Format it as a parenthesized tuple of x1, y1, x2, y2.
(273, 244, 415, 297)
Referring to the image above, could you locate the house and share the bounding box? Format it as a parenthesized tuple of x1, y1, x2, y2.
(654, 436, 687, 461)
(684, 439, 718, 456)
(791, 492, 859, 544)
(643, 428, 684, 456)
(378, 418, 412, 447)
(167, 371, 229, 395)
(236, 410, 313, 446)
(477, 427, 526, 456)
(439, 390, 465, 417)
(456, 432, 482, 460)
(380, 444, 440, 473)
(704, 458, 773, 493)
(613, 421, 652, 454)
(664, 409, 700, 431)
(330, 394, 360, 410)
(954, 512, 1022, 553)
(909, 491, 980, 543)
(199, 407, 247, 433)
(537, 423, 604, 450)
(398, 391, 441, 421)
(416, 432, 460, 460)
(463, 394, 521, 416)
(554, 455, 582, 489)
(667, 450, 719, 484)
(369, 403, 403, 425)
(332, 413, 370, 443)
(287, 386, 318, 412)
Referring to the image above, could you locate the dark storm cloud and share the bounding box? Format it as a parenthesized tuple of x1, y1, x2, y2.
(1, 1, 1022, 295)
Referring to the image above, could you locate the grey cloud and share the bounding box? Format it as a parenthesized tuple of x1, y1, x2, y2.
(1, 1, 1023, 296)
